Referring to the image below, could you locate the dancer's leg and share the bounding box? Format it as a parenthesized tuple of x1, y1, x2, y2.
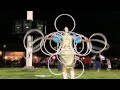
(70, 67, 75, 79)
(62, 64, 67, 79)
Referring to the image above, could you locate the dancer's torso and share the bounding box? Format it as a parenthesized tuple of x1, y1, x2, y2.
(60, 34, 75, 67)
(61, 34, 74, 53)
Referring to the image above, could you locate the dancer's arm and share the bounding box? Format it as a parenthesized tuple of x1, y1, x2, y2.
(81, 39, 91, 42)
(73, 36, 90, 44)
(46, 37, 52, 40)
(39, 37, 52, 40)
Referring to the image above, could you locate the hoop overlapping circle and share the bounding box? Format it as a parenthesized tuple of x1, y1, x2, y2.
(54, 14, 76, 32)
(23, 14, 110, 79)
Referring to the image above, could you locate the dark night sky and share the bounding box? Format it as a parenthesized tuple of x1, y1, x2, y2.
(0, 6, 120, 56)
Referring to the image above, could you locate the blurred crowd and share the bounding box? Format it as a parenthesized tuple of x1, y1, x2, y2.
(0, 55, 120, 71)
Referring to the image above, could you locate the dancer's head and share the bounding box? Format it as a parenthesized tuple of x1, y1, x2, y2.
(64, 27, 69, 33)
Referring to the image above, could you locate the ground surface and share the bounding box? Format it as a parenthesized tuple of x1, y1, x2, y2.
(0, 68, 119, 79)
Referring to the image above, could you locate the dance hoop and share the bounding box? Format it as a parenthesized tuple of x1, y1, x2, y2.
(54, 14, 76, 32)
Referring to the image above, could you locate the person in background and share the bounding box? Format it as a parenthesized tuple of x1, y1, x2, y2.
(95, 53, 103, 72)
(106, 58, 111, 73)
(84, 56, 91, 71)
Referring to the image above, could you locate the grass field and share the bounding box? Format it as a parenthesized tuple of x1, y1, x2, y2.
(0, 67, 120, 79)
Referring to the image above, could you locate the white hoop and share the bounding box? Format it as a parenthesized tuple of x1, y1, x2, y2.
(74, 59, 84, 79)
(48, 55, 62, 75)
(89, 33, 108, 53)
(23, 29, 44, 53)
(65, 55, 84, 79)
(54, 14, 76, 32)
